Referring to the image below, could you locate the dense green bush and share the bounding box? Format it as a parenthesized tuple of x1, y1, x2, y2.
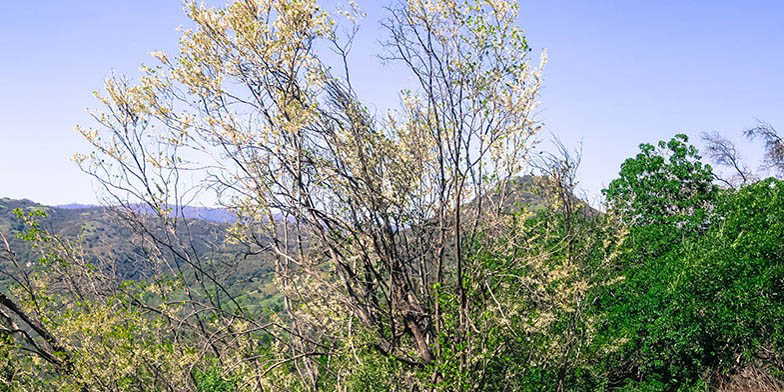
(595, 136, 784, 391)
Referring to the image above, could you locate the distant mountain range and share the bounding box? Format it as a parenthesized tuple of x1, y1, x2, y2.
(54, 202, 238, 223)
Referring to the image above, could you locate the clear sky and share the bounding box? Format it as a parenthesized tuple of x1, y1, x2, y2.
(1, 1, 783, 206)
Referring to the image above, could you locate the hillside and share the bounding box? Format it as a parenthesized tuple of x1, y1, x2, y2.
(0, 177, 567, 284)
(0, 197, 285, 312)
(1, 176, 588, 270)
(0, 198, 252, 280)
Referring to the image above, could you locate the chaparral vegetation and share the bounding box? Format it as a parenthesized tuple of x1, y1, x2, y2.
(1, 1, 783, 391)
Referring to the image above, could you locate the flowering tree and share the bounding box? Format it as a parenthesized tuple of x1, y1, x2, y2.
(70, 0, 546, 388)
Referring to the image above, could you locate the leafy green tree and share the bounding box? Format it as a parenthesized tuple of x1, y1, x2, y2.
(597, 136, 784, 390)
(603, 134, 718, 266)
(604, 134, 717, 230)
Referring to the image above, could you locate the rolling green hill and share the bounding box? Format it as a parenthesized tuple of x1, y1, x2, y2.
(0, 176, 588, 315)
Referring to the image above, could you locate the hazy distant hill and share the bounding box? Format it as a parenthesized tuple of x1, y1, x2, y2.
(55, 203, 99, 210)
(0, 197, 238, 279)
(55, 202, 238, 223)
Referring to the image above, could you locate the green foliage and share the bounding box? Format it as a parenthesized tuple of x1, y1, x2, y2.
(604, 134, 717, 231)
(681, 178, 784, 371)
(194, 365, 238, 392)
(595, 136, 784, 390)
(422, 205, 620, 391)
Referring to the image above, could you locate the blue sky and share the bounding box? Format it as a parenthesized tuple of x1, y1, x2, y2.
(1, 1, 782, 206)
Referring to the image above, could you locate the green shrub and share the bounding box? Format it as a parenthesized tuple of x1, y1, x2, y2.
(598, 178, 784, 390)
